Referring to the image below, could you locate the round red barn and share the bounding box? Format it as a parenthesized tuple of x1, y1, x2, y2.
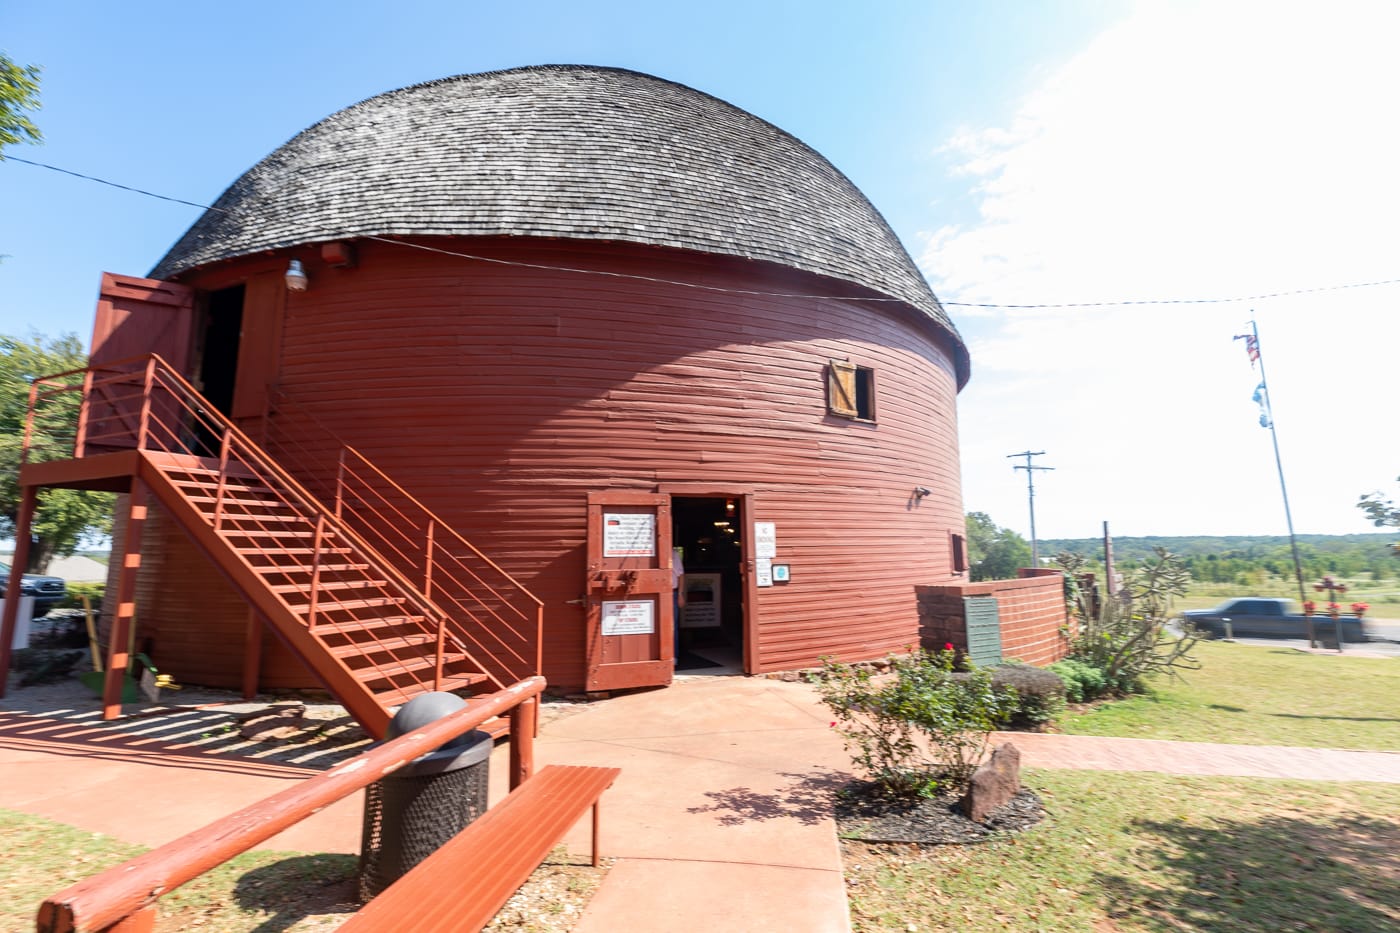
(100, 65, 971, 695)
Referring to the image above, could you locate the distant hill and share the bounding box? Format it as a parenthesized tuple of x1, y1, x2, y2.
(1038, 533, 1397, 581)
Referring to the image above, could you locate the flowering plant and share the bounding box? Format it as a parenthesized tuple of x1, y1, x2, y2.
(1302, 600, 1316, 615)
(1351, 602, 1370, 618)
(1327, 602, 1341, 619)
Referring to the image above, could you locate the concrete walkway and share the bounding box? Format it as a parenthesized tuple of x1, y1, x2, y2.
(2, 675, 1399, 931)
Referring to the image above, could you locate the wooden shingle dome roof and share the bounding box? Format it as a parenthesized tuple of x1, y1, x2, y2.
(153, 65, 966, 373)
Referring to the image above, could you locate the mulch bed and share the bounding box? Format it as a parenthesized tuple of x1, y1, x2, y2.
(834, 780, 1045, 845)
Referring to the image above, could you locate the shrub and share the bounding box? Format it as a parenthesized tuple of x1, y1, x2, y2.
(812, 648, 1016, 797)
(990, 662, 1067, 729)
(59, 581, 104, 610)
(1052, 547, 1200, 696)
(1048, 658, 1109, 703)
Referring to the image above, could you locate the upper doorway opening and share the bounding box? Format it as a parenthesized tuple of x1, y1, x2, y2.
(190, 284, 245, 455)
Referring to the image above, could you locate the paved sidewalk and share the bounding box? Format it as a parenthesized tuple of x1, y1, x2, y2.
(2, 674, 1398, 931)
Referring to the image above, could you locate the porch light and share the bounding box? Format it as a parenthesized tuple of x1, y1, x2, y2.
(285, 259, 309, 292)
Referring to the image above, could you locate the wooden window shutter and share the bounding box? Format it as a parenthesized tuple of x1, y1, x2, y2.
(828, 360, 858, 417)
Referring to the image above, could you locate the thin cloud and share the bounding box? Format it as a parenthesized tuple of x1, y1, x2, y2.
(925, 0, 1400, 537)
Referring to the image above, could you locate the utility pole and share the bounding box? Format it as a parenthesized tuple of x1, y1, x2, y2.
(1008, 450, 1054, 566)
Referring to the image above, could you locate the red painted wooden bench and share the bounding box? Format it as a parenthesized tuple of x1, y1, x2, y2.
(341, 764, 622, 932)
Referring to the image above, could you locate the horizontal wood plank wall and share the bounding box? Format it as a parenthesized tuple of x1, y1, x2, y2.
(169, 238, 967, 690)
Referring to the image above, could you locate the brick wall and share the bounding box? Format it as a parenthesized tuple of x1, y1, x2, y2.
(915, 572, 1071, 666)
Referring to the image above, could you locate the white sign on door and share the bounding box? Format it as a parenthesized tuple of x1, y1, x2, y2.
(603, 513, 656, 557)
(601, 600, 655, 636)
(755, 521, 777, 559)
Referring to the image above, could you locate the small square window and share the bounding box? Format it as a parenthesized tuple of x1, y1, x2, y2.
(827, 360, 875, 421)
(951, 532, 968, 573)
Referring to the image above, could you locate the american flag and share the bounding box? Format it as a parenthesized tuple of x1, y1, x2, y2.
(1233, 333, 1259, 364)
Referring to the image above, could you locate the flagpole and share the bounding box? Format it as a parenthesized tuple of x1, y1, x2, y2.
(1247, 316, 1313, 645)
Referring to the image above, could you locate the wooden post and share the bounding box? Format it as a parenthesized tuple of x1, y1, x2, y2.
(509, 696, 536, 790)
(104, 482, 149, 720)
(0, 486, 39, 698)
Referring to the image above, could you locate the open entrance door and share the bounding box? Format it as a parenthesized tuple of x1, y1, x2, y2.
(584, 491, 674, 691)
(669, 492, 755, 673)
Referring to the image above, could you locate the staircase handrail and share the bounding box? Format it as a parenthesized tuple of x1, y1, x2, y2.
(25, 354, 493, 685)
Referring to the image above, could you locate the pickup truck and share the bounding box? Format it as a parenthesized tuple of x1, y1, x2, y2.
(1181, 597, 1365, 641)
(0, 563, 68, 616)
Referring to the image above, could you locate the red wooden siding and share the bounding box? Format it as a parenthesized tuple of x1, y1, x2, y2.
(146, 237, 965, 691)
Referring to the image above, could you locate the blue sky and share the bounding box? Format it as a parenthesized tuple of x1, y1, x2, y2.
(3, 1, 1398, 540)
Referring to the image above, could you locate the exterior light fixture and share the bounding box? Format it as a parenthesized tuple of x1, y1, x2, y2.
(913, 486, 931, 500)
(285, 259, 309, 292)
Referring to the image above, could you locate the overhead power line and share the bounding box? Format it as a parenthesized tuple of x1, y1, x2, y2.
(10, 154, 1400, 310)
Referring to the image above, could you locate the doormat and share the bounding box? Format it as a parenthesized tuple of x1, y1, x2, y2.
(676, 651, 722, 670)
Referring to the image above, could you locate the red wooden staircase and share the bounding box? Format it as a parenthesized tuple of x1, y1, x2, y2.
(5, 355, 543, 737)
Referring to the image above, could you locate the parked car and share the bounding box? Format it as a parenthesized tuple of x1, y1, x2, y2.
(1181, 597, 1365, 641)
(0, 563, 68, 617)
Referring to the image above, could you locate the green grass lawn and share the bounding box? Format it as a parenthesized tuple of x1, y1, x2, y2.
(1058, 640, 1400, 751)
(0, 810, 357, 932)
(845, 770, 1400, 932)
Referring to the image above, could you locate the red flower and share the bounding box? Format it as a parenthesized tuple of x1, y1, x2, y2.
(944, 642, 954, 651)
(1302, 600, 1316, 614)
(1327, 602, 1341, 618)
(1351, 602, 1370, 617)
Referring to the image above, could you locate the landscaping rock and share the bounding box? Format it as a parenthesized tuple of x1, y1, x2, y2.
(961, 742, 1022, 823)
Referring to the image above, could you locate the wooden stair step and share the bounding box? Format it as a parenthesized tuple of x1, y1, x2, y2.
(350, 653, 471, 683)
(312, 616, 429, 636)
(290, 596, 406, 614)
(217, 513, 314, 526)
(238, 546, 354, 557)
(375, 673, 491, 705)
(257, 562, 372, 575)
(217, 528, 332, 539)
(328, 633, 437, 658)
(271, 578, 389, 595)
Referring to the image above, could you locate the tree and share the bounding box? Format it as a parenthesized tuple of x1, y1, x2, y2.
(1358, 478, 1400, 559)
(1358, 479, 1400, 529)
(964, 511, 1033, 582)
(2, 333, 113, 572)
(0, 53, 42, 155)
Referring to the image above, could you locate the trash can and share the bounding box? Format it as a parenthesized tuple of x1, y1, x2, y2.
(358, 692, 492, 900)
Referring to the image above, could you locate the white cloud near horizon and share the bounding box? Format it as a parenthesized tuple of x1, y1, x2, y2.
(921, 0, 1400, 540)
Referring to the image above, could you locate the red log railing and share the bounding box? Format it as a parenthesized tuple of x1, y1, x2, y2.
(36, 677, 544, 933)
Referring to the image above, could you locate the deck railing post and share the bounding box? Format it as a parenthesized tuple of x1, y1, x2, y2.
(22, 381, 41, 465)
(424, 519, 435, 601)
(136, 357, 157, 450)
(335, 448, 347, 521)
(308, 514, 327, 632)
(212, 428, 234, 532)
(74, 367, 95, 458)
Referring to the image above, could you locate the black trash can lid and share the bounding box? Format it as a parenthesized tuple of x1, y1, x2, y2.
(386, 692, 493, 776)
